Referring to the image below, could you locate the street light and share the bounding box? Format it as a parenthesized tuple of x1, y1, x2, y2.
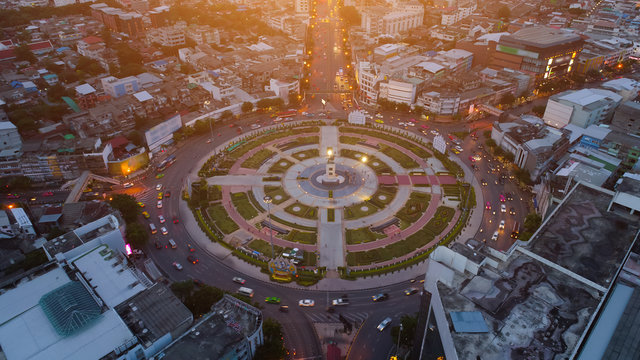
(396, 324, 403, 357)
(263, 195, 275, 258)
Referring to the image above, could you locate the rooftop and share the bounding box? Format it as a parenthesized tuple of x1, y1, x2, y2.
(557, 88, 622, 107)
(506, 26, 582, 47)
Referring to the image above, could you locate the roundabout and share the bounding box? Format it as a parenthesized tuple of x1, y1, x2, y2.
(190, 122, 474, 285)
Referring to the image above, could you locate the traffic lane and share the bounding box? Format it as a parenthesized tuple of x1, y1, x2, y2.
(348, 307, 418, 360)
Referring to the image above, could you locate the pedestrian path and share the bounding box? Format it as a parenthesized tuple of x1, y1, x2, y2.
(307, 311, 369, 324)
(318, 208, 345, 269)
(320, 126, 339, 155)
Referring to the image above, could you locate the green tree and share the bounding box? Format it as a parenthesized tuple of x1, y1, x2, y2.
(76, 56, 105, 76)
(340, 6, 361, 27)
(524, 213, 542, 232)
(125, 222, 149, 248)
(0, 175, 32, 191)
(187, 286, 224, 316)
(241, 101, 254, 113)
(287, 91, 300, 107)
(482, 130, 491, 139)
(497, 5, 510, 19)
(110, 193, 140, 223)
(485, 138, 497, 148)
(219, 110, 233, 120)
(171, 280, 195, 301)
(390, 314, 418, 349)
(9, 109, 37, 133)
(15, 44, 36, 63)
(254, 318, 287, 360)
(46, 83, 69, 102)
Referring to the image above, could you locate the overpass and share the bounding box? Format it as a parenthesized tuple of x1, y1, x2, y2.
(477, 104, 504, 116)
(62, 171, 120, 204)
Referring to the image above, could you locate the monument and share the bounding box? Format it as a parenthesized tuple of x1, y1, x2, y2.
(317, 148, 346, 186)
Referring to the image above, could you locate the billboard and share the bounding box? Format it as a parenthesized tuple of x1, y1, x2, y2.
(145, 114, 182, 152)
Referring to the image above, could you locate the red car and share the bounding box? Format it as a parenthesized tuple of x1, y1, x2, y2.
(173, 218, 179, 224)
(42, 191, 54, 196)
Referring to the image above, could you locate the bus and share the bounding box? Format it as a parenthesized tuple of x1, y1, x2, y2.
(276, 110, 297, 119)
(511, 222, 520, 239)
(156, 154, 176, 172)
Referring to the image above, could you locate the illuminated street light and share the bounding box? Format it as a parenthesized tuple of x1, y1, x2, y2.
(327, 149, 333, 156)
(361, 156, 368, 163)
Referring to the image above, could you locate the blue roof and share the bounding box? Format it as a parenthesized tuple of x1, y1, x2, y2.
(450, 311, 489, 333)
(154, 60, 168, 66)
(56, 47, 70, 53)
(43, 74, 57, 79)
(207, 70, 220, 77)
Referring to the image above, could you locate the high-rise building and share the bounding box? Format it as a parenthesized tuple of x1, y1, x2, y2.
(295, 0, 308, 14)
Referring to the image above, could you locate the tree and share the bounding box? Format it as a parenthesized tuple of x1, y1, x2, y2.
(241, 101, 254, 113)
(254, 318, 287, 360)
(0, 175, 32, 191)
(219, 110, 233, 120)
(287, 91, 300, 107)
(482, 130, 491, 139)
(390, 314, 418, 349)
(340, 6, 361, 27)
(76, 56, 105, 76)
(497, 5, 510, 19)
(127, 130, 144, 147)
(47, 83, 70, 102)
(188, 286, 224, 316)
(532, 105, 547, 117)
(485, 138, 497, 148)
(524, 213, 542, 232)
(110, 193, 140, 223)
(14, 44, 36, 63)
(499, 93, 516, 106)
(125, 222, 149, 248)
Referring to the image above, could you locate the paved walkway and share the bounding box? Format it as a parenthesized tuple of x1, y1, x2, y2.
(318, 208, 345, 268)
(343, 185, 411, 229)
(320, 126, 339, 155)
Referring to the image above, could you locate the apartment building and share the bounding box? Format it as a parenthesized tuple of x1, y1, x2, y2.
(101, 75, 140, 98)
(147, 25, 187, 47)
(378, 78, 419, 105)
(361, 3, 424, 36)
(543, 88, 623, 128)
(295, 0, 309, 14)
(356, 61, 384, 106)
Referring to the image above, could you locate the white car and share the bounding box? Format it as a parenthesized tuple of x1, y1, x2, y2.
(406, 122, 415, 127)
(332, 298, 349, 306)
(157, 200, 163, 209)
(123, 182, 133, 188)
(161, 227, 168, 235)
(173, 262, 183, 270)
(298, 299, 315, 307)
(155, 184, 162, 191)
(430, 130, 439, 135)
(158, 215, 165, 223)
(501, 204, 506, 213)
(454, 145, 464, 152)
(250, 124, 261, 129)
(377, 317, 392, 331)
(499, 220, 505, 230)
(398, 122, 405, 126)
(491, 231, 499, 241)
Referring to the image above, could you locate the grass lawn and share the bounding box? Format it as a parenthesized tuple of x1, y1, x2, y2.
(278, 136, 320, 151)
(248, 239, 283, 256)
(268, 214, 317, 232)
(396, 192, 431, 223)
(340, 127, 431, 159)
(442, 184, 461, 197)
(380, 144, 419, 168)
(339, 135, 361, 145)
(367, 186, 397, 208)
(340, 149, 394, 174)
(344, 202, 379, 220)
(327, 208, 335, 222)
(264, 186, 291, 205)
(267, 158, 294, 173)
(292, 149, 319, 161)
(241, 148, 275, 169)
(231, 192, 258, 220)
(346, 227, 384, 244)
(208, 185, 222, 201)
(228, 127, 320, 161)
(285, 202, 318, 220)
(206, 204, 239, 234)
(284, 230, 317, 244)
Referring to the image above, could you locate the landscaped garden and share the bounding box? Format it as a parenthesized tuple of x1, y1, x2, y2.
(292, 149, 319, 161)
(264, 186, 291, 205)
(231, 192, 259, 220)
(340, 126, 431, 159)
(283, 230, 317, 244)
(267, 158, 294, 173)
(379, 144, 419, 168)
(248, 239, 284, 257)
(206, 204, 239, 234)
(339, 149, 394, 174)
(396, 192, 431, 223)
(346, 227, 385, 244)
(284, 202, 318, 219)
(241, 148, 275, 169)
(344, 202, 380, 220)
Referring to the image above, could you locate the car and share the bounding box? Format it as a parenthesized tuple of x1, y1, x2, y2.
(406, 122, 415, 127)
(332, 298, 348, 306)
(451, 148, 461, 154)
(228, 124, 235, 128)
(165, 191, 171, 198)
(481, 179, 488, 186)
(499, 220, 505, 230)
(161, 227, 168, 235)
(499, 194, 506, 202)
(250, 124, 261, 129)
(157, 192, 163, 200)
(486, 201, 492, 210)
(173, 217, 179, 224)
(372, 293, 389, 302)
(454, 145, 464, 152)
(158, 215, 165, 223)
(123, 182, 134, 188)
(430, 130, 439, 135)
(157, 200, 163, 208)
(137, 202, 145, 208)
(491, 231, 499, 241)
(420, 124, 429, 129)
(233, 277, 246, 285)
(154, 241, 162, 249)
(375, 119, 384, 124)
(187, 244, 195, 252)
(173, 262, 183, 270)
(279, 305, 289, 312)
(501, 204, 507, 213)
(142, 211, 150, 219)
(473, 154, 482, 161)
(29, 196, 37, 202)
(510, 207, 516, 215)
(187, 255, 199, 264)
(6, 194, 19, 199)
(377, 317, 392, 332)
(42, 191, 54, 196)
(299, 299, 315, 307)
(469, 156, 476, 162)
(265, 297, 281, 304)
(404, 287, 419, 296)
(398, 122, 405, 126)
(156, 173, 165, 179)
(506, 192, 514, 201)
(156, 184, 163, 191)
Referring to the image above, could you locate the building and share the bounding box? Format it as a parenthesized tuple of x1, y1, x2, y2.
(0, 121, 22, 153)
(101, 75, 140, 98)
(348, 110, 366, 124)
(361, 4, 424, 36)
(414, 182, 640, 360)
(612, 101, 640, 136)
(356, 61, 383, 106)
(295, 0, 308, 14)
(490, 26, 584, 80)
(378, 78, 418, 105)
(601, 77, 640, 102)
(491, 115, 571, 180)
(418, 90, 461, 115)
(75, 83, 98, 109)
(147, 25, 186, 47)
(543, 88, 622, 128)
(90, 3, 144, 37)
(159, 295, 263, 359)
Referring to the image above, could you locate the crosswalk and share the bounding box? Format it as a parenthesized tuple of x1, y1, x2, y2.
(306, 311, 369, 325)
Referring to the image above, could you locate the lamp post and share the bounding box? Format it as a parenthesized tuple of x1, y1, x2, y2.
(396, 323, 403, 357)
(263, 195, 275, 258)
(204, 100, 214, 142)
